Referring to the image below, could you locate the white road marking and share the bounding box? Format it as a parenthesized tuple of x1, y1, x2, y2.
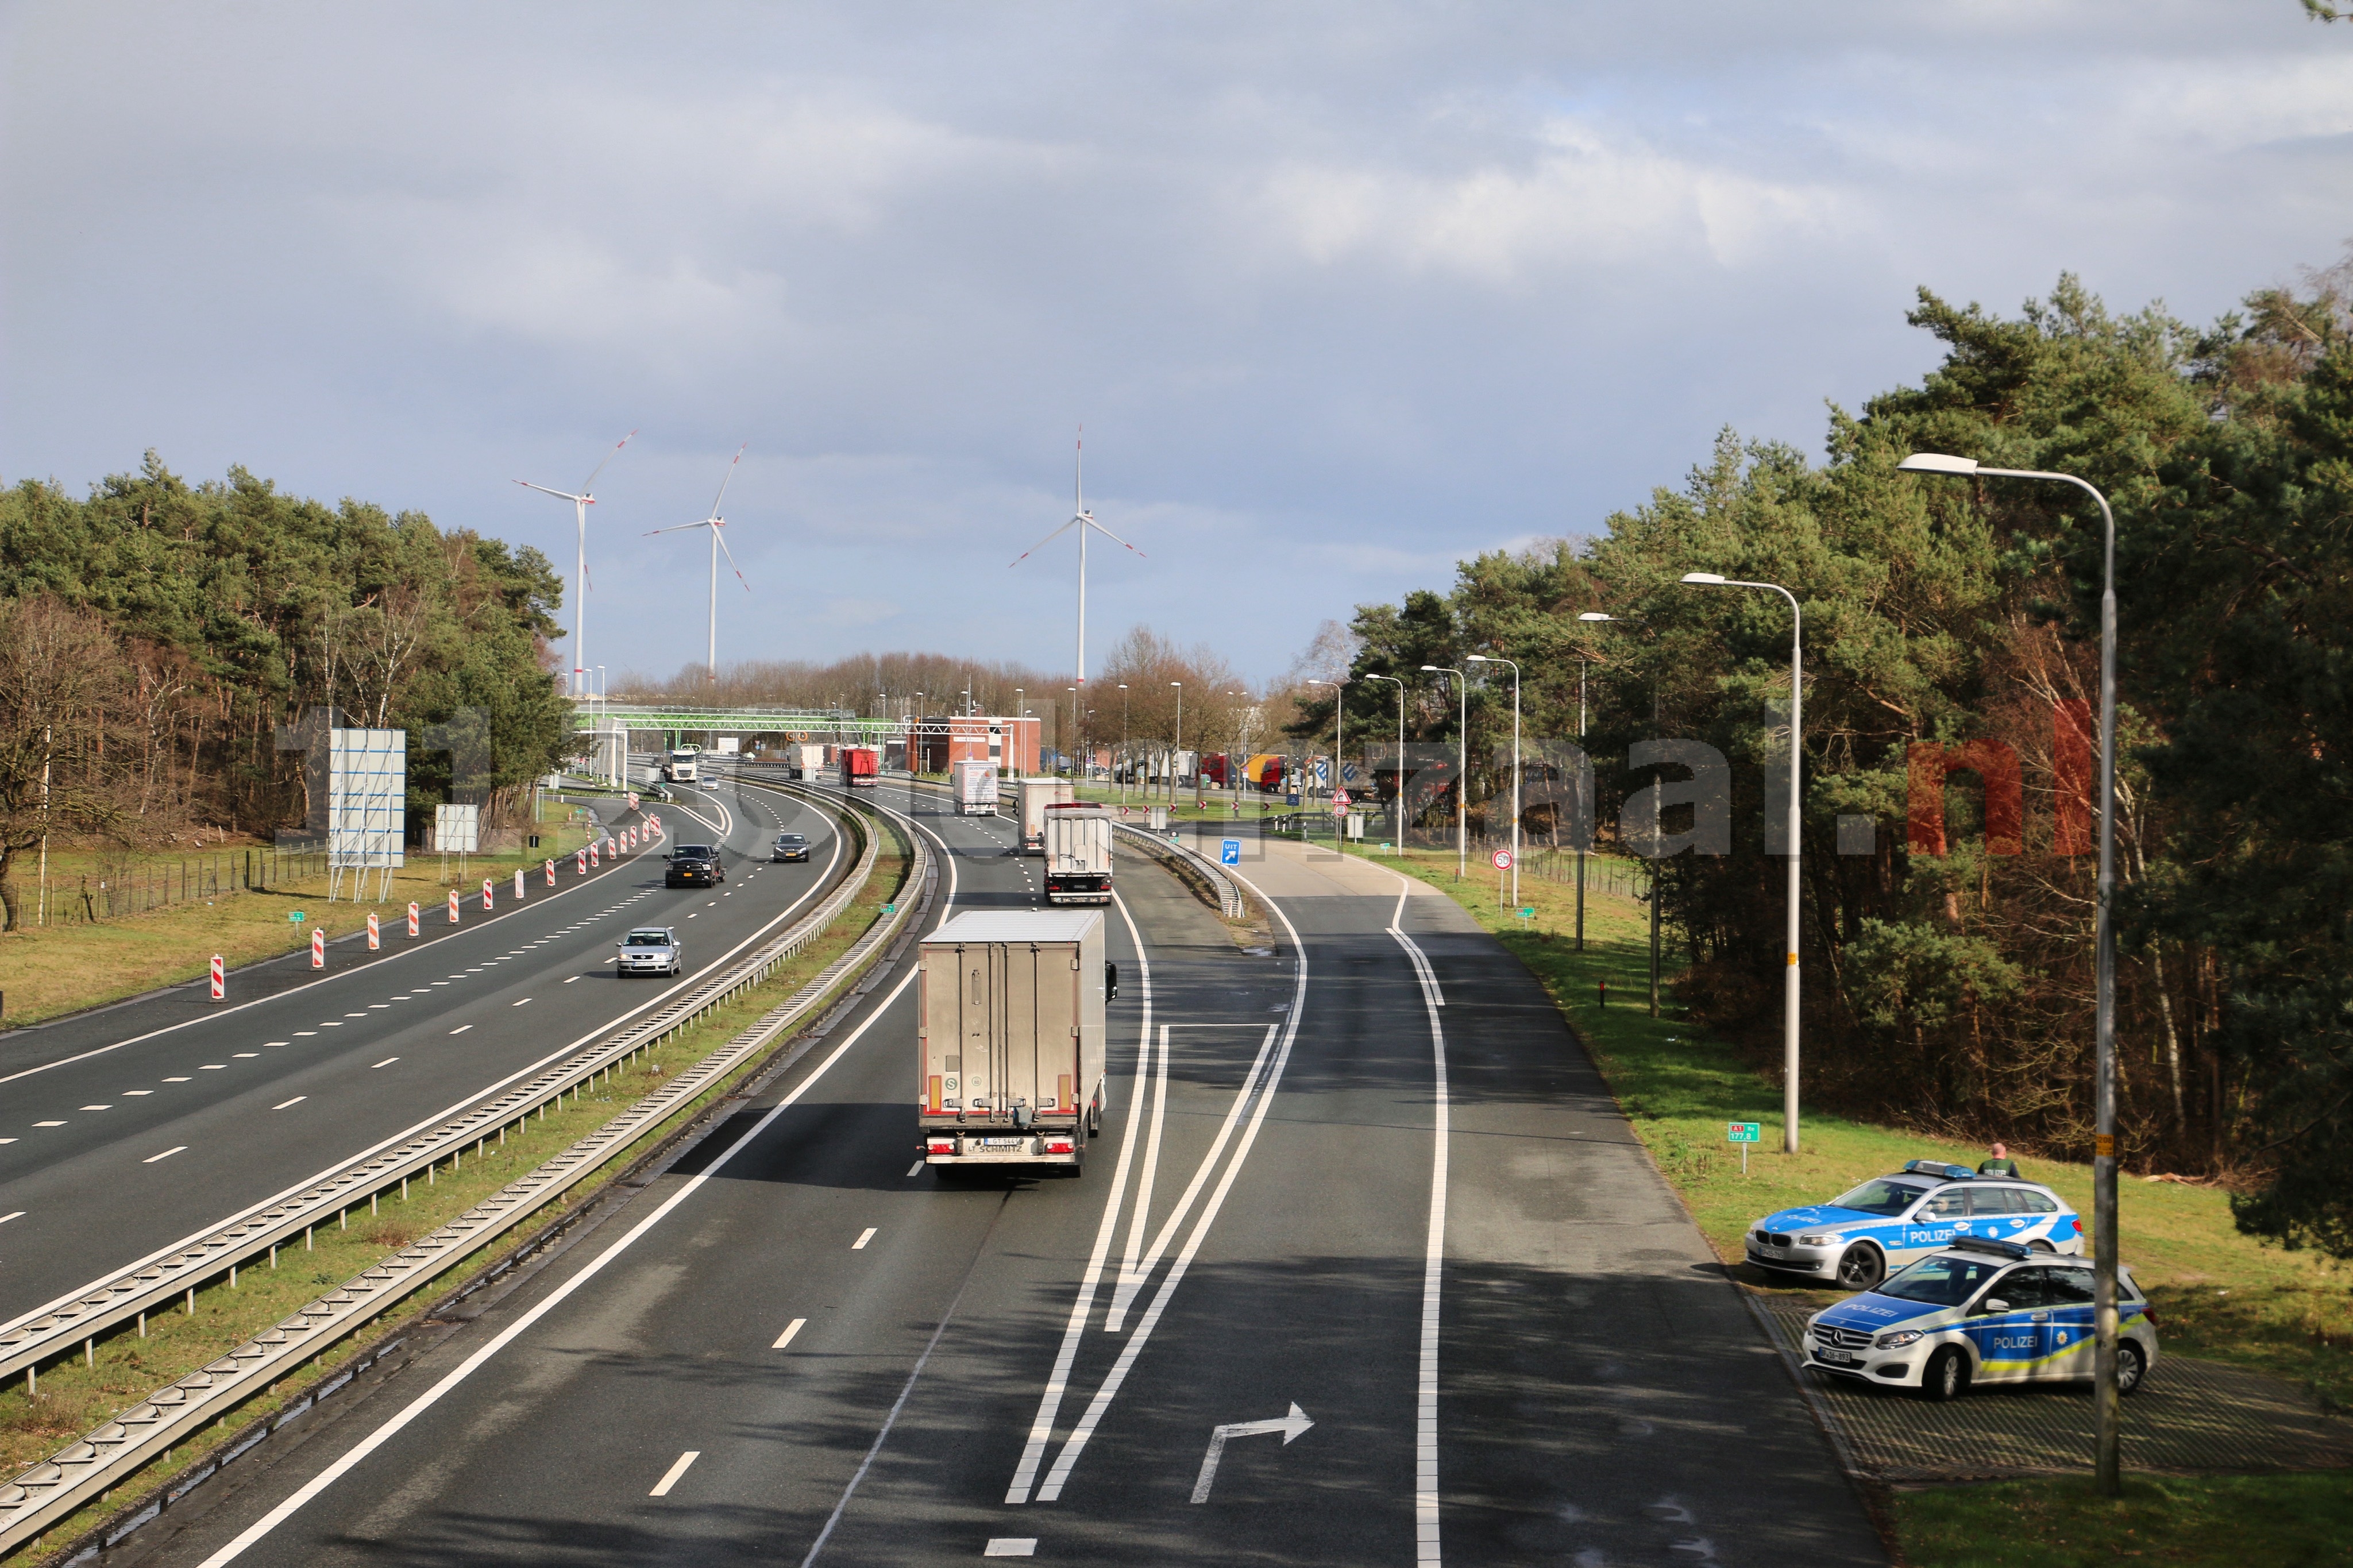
(450, 1025, 472, 1035)
(273, 1097, 307, 1110)
(368, 1004, 390, 1010)
(852, 1228, 877, 1250)
(649, 1450, 700, 1497)
(0, 1211, 21, 1222)
(983, 1544, 1037, 1558)
(373, 1057, 399, 1068)
(564, 975, 581, 983)
(1005, 891, 1154, 1503)
(512, 998, 532, 1007)
(80, 1104, 111, 1111)
(905, 1160, 924, 1177)
(1190, 1403, 1314, 1503)
(200, 1064, 226, 1070)
(122, 1090, 153, 1096)
(344, 1012, 367, 1018)
(1105, 1022, 1172, 1331)
(163, 1076, 190, 1082)
(773, 1318, 807, 1350)
(234, 1052, 258, 1058)
(294, 1030, 318, 1036)
(190, 961, 917, 1567)
(264, 1041, 288, 1047)
(33, 1121, 65, 1127)
(320, 1022, 341, 1028)
(1031, 869, 1311, 1504)
(144, 1146, 186, 1163)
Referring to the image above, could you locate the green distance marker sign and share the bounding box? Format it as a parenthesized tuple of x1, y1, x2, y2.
(1727, 1122, 1762, 1144)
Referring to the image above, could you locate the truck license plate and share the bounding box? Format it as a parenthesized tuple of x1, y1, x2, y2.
(980, 1137, 1023, 1149)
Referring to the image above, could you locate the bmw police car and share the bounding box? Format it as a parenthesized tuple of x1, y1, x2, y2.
(1803, 1235, 2159, 1400)
(1748, 1160, 2082, 1290)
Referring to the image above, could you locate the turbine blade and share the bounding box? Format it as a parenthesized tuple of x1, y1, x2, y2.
(514, 480, 583, 501)
(643, 521, 712, 536)
(708, 442, 747, 519)
(715, 526, 751, 590)
(1009, 515, 1081, 566)
(581, 427, 638, 493)
(1082, 513, 1146, 557)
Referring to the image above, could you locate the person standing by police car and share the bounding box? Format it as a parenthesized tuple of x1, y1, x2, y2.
(1978, 1141, 2023, 1178)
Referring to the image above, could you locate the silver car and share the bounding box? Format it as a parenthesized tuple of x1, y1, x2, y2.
(616, 926, 683, 977)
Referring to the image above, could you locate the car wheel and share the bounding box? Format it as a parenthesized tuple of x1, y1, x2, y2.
(2027, 1239, 2055, 1253)
(2116, 1341, 2147, 1396)
(1835, 1244, 1886, 1292)
(1919, 1346, 1972, 1402)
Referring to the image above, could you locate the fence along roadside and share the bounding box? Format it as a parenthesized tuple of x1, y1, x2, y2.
(0, 793, 869, 1395)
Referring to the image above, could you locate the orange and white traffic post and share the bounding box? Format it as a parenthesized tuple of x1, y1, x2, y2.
(407, 901, 421, 937)
(209, 954, 225, 1001)
(310, 930, 326, 968)
(514, 868, 525, 900)
(576, 847, 588, 875)
(481, 877, 493, 911)
(367, 912, 380, 950)
(447, 888, 460, 924)
(545, 858, 556, 887)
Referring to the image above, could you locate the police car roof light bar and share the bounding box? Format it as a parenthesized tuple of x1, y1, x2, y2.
(1947, 1235, 2033, 1261)
(1904, 1159, 1977, 1180)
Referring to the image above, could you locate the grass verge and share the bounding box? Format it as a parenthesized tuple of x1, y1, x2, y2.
(0, 800, 605, 1028)
(1355, 841, 2352, 1566)
(3, 813, 907, 1563)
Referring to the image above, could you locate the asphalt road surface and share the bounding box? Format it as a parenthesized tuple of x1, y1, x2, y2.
(0, 779, 846, 1329)
(109, 778, 1884, 1567)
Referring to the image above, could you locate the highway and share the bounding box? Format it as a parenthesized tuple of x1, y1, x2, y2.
(0, 781, 846, 1333)
(91, 776, 1882, 1566)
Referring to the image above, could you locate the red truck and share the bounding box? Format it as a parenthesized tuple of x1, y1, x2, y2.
(839, 747, 880, 789)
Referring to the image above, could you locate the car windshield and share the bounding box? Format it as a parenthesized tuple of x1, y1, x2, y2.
(1827, 1178, 1930, 1216)
(625, 931, 671, 947)
(677, 846, 715, 859)
(778, 835, 805, 845)
(1877, 1256, 2010, 1307)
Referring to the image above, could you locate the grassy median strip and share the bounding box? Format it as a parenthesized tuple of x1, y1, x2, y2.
(2, 818, 907, 1563)
(1356, 841, 2351, 1564)
(0, 800, 604, 1028)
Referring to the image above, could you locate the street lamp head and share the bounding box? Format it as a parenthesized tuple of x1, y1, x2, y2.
(1419, 664, 1445, 673)
(1680, 572, 1727, 585)
(1898, 451, 1980, 476)
(1577, 612, 1614, 623)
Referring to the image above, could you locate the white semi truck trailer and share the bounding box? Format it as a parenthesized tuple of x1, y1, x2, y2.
(918, 909, 1110, 1171)
(951, 758, 1000, 816)
(1016, 777, 1074, 853)
(1040, 802, 1114, 905)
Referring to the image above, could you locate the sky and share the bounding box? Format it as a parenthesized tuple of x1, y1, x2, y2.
(5, 2, 2350, 692)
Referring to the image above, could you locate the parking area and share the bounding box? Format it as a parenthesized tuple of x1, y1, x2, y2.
(1750, 1293, 2353, 1483)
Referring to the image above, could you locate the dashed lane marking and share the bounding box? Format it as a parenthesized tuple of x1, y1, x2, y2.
(773, 1318, 807, 1350)
(373, 1057, 400, 1068)
(273, 1097, 306, 1110)
(853, 1227, 877, 1250)
(513, 998, 533, 1007)
(144, 1146, 186, 1163)
(649, 1451, 700, 1497)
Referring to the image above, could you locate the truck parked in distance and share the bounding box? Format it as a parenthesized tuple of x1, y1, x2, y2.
(918, 910, 1110, 1170)
(951, 759, 1000, 816)
(1017, 777, 1074, 852)
(1042, 802, 1113, 905)
(840, 747, 880, 789)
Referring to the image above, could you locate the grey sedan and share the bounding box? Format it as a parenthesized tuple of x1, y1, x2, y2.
(616, 926, 684, 977)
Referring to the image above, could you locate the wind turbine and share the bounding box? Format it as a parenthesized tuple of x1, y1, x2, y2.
(645, 443, 751, 683)
(1010, 430, 1144, 733)
(515, 429, 636, 698)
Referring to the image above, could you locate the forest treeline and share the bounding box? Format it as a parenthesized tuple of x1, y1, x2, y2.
(0, 455, 574, 927)
(1307, 256, 2353, 1256)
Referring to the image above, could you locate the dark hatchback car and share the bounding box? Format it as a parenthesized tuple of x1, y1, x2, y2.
(665, 845, 724, 888)
(772, 833, 810, 863)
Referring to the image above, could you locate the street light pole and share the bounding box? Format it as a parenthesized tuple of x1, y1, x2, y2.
(1306, 678, 1351, 849)
(1170, 682, 1183, 808)
(1420, 665, 1467, 879)
(1362, 674, 1405, 851)
(1467, 655, 1521, 905)
(1679, 574, 1804, 1159)
(1900, 449, 2124, 1496)
(1118, 684, 1129, 805)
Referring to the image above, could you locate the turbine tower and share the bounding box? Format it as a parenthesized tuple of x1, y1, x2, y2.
(1010, 431, 1144, 755)
(515, 429, 636, 697)
(645, 443, 751, 683)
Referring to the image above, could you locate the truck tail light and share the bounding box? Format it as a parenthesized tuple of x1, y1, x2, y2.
(1044, 1139, 1075, 1154)
(927, 1139, 955, 1154)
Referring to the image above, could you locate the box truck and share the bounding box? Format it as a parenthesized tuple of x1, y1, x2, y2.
(1016, 777, 1074, 853)
(1042, 802, 1113, 905)
(951, 758, 1000, 816)
(840, 747, 880, 789)
(918, 910, 1110, 1169)
(662, 747, 700, 783)
(784, 743, 826, 779)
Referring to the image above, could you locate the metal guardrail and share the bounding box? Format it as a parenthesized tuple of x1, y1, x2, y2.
(0, 802, 872, 1396)
(0, 789, 927, 1556)
(1110, 821, 1247, 922)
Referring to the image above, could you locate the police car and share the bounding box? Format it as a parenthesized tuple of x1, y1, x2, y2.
(1747, 1160, 2082, 1290)
(1802, 1235, 2158, 1400)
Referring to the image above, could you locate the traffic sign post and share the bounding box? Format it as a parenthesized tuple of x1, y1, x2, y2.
(1727, 1121, 1762, 1175)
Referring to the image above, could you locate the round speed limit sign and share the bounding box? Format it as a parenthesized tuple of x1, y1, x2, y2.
(1492, 848, 1513, 871)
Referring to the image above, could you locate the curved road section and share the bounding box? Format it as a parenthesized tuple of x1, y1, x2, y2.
(103, 777, 1882, 1567)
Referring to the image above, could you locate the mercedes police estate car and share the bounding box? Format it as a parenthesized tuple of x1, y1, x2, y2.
(1748, 1160, 2082, 1291)
(615, 926, 684, 978)
(1803, 1235, 2158, 1400)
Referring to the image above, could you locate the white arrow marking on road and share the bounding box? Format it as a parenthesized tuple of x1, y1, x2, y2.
(1190, 1403, 1313, 1503)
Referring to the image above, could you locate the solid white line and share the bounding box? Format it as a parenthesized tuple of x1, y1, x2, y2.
(851, 1227, 877, 1250)
(773, 1318, 807, 1350)
(649, 1450, 700, 1497)
(1392, 921, 1449, 1563)
(1002, 889, 1154, 1505)
(144, 1146, 186, 1164)
(1032, 870, 1310, 1502)
(272, 1098, 306, 1111)
(1104, 1022, 1171, 1331)
(194, 962, 923, 1567)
